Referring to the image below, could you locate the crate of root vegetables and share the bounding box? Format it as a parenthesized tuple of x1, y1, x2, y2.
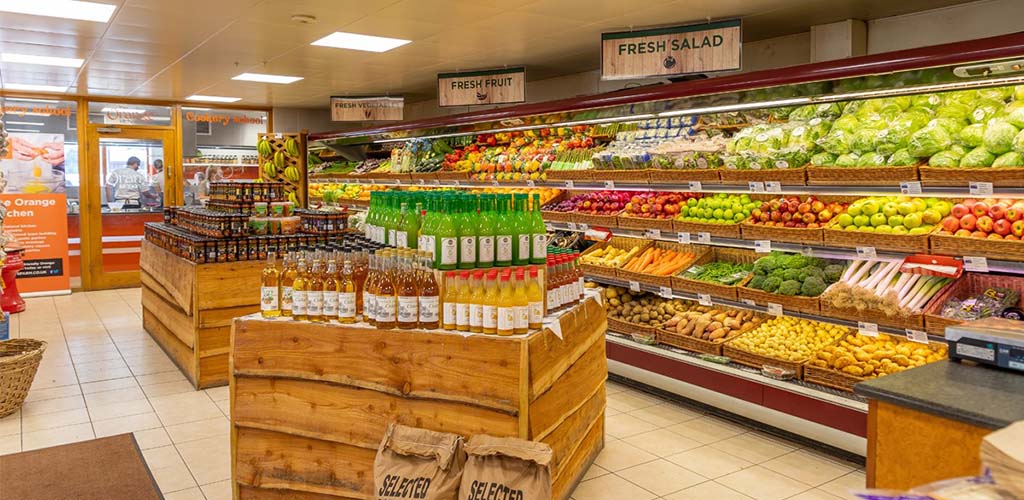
(605, 287, 693, 345)
(617, 242, 708, 288)
(803, 332, 948, 392)
(657, 306, 763, 355)
(723, 316, 850, 379)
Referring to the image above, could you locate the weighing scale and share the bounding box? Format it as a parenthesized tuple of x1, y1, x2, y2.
(946, 317, 1024, 373)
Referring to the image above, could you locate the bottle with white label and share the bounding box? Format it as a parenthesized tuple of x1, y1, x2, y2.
(279, 252, 297, 317)
(306, 256, 325, 323)
(455, 270, 471, 332)
(495, 194, 514, 267)
(363, 254, 377, 326)
(441, 271, 459, 331)
(482, 270, 499, 334)
(395, 201, 410, 248)
(458, 195, 477, 269)
(497, 272, 515, 336)
(291, 254, 309, 321)
(260, 253, 280, 318)
(338, 258, 356, 324)
(530, 193, 547, 265)
(420, 195, 437, 263)
(513, 194, 531, 266)
(527, 266, 544, 330)
(476, 194, 496, 268)
(513, 268, 529, 335)
(397, 250, 419, 330)
(468, 270, 485, 334)
(375, 251, 397, 329)
(437, 194, 459, 270)
(416, 253, 440, 329)
(322, 257, 339, 322)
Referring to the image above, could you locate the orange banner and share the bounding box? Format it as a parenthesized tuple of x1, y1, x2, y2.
(1, 193, 70, 294)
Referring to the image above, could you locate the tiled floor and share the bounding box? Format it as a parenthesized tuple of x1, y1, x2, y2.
(0, 289, 865, 500)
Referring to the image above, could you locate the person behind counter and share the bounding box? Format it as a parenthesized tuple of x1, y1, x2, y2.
(141, 159, 165, 208)
(106, 156, 147, 209)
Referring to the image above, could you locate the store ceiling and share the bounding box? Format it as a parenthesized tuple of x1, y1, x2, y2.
(0, 0, 978, 108)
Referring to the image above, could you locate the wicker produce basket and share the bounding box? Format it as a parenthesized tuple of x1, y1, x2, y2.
(539, 191, 575, 223)
(671, 247, 757, 301)
(0, 339, 47, 418)
(617, 241, 710, 288)
(921, 272, 1024, 336)
(591, 169, 652, 183)
(433, 171, 472, 181)
(648, 168, 722, 184)
(672, 219, 742, 239)
(806, 165, 920, 186)
(579, 236, 652, 280)
(919, 166, 1024, 187)
(740, 222, 824, 245)
(818, 299, 928, 331)
(802, 339, 947, 392)
(737, 286, 821, 314)
(617, 215, 676, 232)
(929, 233, 1024, 263)
(718, 166, 807, 185)
(573, 211, 622, 228)
(544, 169, 594, 181)
(722, 343, 810, 379)
(657, 328, 726, 355)
(823, 225, 935, 253)
(607, 316, 657, 339)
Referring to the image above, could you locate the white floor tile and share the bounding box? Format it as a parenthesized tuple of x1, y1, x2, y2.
(137, 370, 188, 387)
(662, 481, 754, 500)
(86, 398, 154, 421)
(176, 434, 231, 485)
(165, 417, 229, 444)
(22, 422, 95, 451)
(616, 459, 707, 496)
(93, 412, 164, 437)
(0, 411, 20, 436)
(83, 385, 147, 406)
(81, 376, 139, 394)
(22, 407, 91, 433)
(142, 380, 197, 398)
(761, 449, 856, 487)
(201, 479, 233, 500)
(20, 394, 86, 416)
(593, 438, 658, 472)
(150, 392, 223, 426)
(23, 384, 82, 403)
(204, 386, 230, 402)
(629, 402, 703, 427)
(623, 428, 703, 457)
(666, 445, 754, 479)
(818, 470, 866, 499)
(668, 415, 748, 445)
(718, 466, 811, 500)
(571, 473, 657, 500)
(711, 432, 798, 464)
(605, 413, 659, 439)
(134, 427, 173, 450)
(0, 434, 21, 456)
(164, 487, 206, 500)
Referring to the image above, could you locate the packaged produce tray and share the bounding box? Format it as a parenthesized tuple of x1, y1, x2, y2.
(617, 241, 710, 288)
(823, 226, 935, 253)
(736, 286, 821, 314)
(929, 233, 1024, 263)
(718, 166, 807, 186)
(921, 272, 1024, 336)
(544, 169, 594, 181)
(617, 215, 676, 232)
(918, 166, 1024, 187)
(573, 211, 622, 228)
(740, 222, 824, 245)
(656, 328, 725, 355)
(806, 164, 920, 186)
(672, 219, 742, 239)
(591, 169, 652, 183)
(648, 168, 722, 184)
(721, 343, 810, 379)
(579, 236, 652, 280)
(671, 247, 757, 301)
(802, 337, 948, 392)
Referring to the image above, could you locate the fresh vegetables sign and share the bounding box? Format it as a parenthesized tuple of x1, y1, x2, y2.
(601, 19, 741, 80)
(330, 96, 404, 122)
(438, 67, 526, 107)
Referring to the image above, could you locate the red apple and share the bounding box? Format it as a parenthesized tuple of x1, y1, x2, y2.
(941, 216, 961, 233)
(951, 203, 971, 218)
(963, 198, 978, 210)
(960, 213, 978, 231)
(977, 215, 994, 233)
(972, 231, 988, 238)
(784, 221, 797, 228)
(781, 212, 793, 222)
(1006, 234, 1020, 241)
(1006, 207, 1022, 222)
(801, 212, 817, 224)
(751, 208, 763, 219)
(994, 219, 1013, 236)
(771, 212, 782, 222)
(818, 209, 833, 223)
(759, 212, 770, 222)
(798, 202, 812, 214)
(990, 203, 1008, 220)
(988, 233, 1004, 240)
(1013, 220, 1024, 237)
(808, 222, 820, 228)
(811, 200, 825, 213)
(973, 202, 990, 218)
(955, 229, 973, 237)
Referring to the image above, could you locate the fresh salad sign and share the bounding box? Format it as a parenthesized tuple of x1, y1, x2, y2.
(438, 67, 525, 107)
(601, 19, 741, 80)
(330, 96, 404, 122)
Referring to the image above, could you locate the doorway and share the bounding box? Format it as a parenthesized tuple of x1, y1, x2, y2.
(79, 125, 175, 290)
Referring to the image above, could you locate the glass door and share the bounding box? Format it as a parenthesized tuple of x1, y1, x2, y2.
(82, 125, 174, 289)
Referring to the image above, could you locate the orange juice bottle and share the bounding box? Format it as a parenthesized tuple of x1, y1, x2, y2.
(496, 270, 515, 336)
(512, 268, 529, 335)
(442, 271, 458, 331)
(455, 271, 471, 332)
(527, 266, 544, 330)
(469, 270, 485, 334)
(482, 270, 498, 335)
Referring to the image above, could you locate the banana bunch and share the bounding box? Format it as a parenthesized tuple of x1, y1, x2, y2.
(283, 166, 300, 182)
(257, 139, 272, 157)
(285, 138, 299, 157)
(273, 151, 285, 169)
(287, 192, 299, 204)
(262, 162, 278, 179)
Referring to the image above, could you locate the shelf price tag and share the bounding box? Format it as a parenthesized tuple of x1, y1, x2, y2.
(754, 240, 772, 253)
(545, 223, 554, 232)
(677, 232, 691, 244)
(564, 180, 575, 189)
(526, 180, 535, 188)
(697, 293, 713, 306)
(417, 178, 425, 185)
(766, 303, 783, 317)
(748, 181, 765, 193)
(741, 298, 757, 307)
(905, 329, 930, 344)
(603, 180, 615, 189)
(858, 321, 880, 338)
(696, 232, 712, 244)
(764, 181, 782, 193)
(969, 181, 994, 196)
(453, 180, 461, 187)
(395, 179, 403, 185)
(800, 247, 814, 257)
(963, 256, 989, 273)
(658, 286, 673, 298)
(578, 223, 590, 232)
(629, 281, 641, 293)
(687, 181, 703, 192)
(900, 181, 922, 195)
(856, 246, 877, 258)
(644, 228, 662, 239)
(492, 180, 500, 187)
(567, 222, 579, 231)
(432, 179, 441, 186)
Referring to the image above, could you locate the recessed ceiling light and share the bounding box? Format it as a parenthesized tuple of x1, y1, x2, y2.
(186, 95, 242, 103)
(3, 83, 68, 92)
(311, 31, 411, 52)
(6, 128, 42, 132)
(1, 53, 84, 68)
(0, 0, 117, 23)
(232, 73, 303, 84)
(5, 121, 46, 126)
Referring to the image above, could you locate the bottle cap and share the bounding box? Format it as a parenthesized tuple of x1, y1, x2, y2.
(473, 270, 485, 279)
(500, 273, 510, 281)
(460, 270, 471, 279)
(529, 267, 539, 277)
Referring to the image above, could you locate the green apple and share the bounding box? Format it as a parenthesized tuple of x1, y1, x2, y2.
(888, 214, 905, 227)
(862, 200, 880, 216)
(903, 212, 923, 229)
(925, 197, 941, 207)
(733, 213, 746, 222)
(723, 209, 734, 220)
(911, 198, 928, 213)
(875, 225, 893, 234)
(908, 226, 930, 235)
(836, 213, 854, 227)
(853, 214, 870, 227)
(921, 209, 942, 225)
(897, 202, 916, 215)
(845, 225, 859, 231)
(713, 208, 724, 219)
(858, 225, 876, 232)
(847, 203, 863, 217)
(882, 202, 900, 218)
(933, 201, 952, 217)
(870, 213, 888, 227)
(891, 226, 909, 235)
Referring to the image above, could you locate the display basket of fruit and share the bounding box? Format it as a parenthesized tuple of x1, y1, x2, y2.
(736, 251, 848, 315)
(723, 317, 849, 379)
(672, 219, 741, 239)
(573, 210, 623, 228)
(591, 167, 653, 183)
(539, 191, 574, 223)
(647, 150, 723, 183)
(617, 214, 676, 232)
(822, 196, 951, 253)
(718, 166, 807, 185)
(546, 190, 628, 228)
(806, 163, 921, 186)
(617, 192, 699, 232)
(648, 168, 722, 184)
(579, 236, 651, 280)
(617, 242, 707, 288)
(544, 168, 593, 181)
(740, 196, 851, 245)
(672, 247, 757, 301)
(928, 198, 1024, 262)
(802, 333, 948, 392)
(670, 193, 762, 239)
(737, 287, 822, 314)
(656, 307, 763, 356)
(607, 316, 657, 340)
(921, 273, 1024, 335)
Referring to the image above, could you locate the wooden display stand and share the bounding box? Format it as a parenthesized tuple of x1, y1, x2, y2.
(230, 298, 607, 500)
(140, 241, 262, 389)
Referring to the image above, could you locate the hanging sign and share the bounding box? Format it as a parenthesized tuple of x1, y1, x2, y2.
(437, 67, 526, 107)
(330, 96, 404, 122)
(601, 19, 742, 80)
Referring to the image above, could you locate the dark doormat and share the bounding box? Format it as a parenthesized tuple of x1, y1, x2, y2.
(0, 433, 163, 500)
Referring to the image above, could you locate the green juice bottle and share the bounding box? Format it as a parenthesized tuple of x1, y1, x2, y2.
(436, 194, 459, 270)
(387, 193, 401, 247)
(476, 194, 496, 268)
(494, 194, 514, 267)
(420, 195, 436, 263)
(513, 194, 530, 266)
(530, 193, 547, 265)
(458, 194, 477, 269)
(397, 200, 421, 249)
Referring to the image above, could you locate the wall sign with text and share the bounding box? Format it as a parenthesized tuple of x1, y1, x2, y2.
(437, 67, 526, 107)
(601, 19, 741, 80)
(330, 96, 404, 122)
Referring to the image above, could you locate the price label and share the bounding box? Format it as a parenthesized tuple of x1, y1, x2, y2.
(492, 180, 500, 187)
(905, 329, 930, 344)
(432, 179, 441, 186)
(603, 180, 615, 189)
(567, 222, 579, 231)
(764, 181, 782, 193)
(395, 179, 403, 185)
(417, 178, 426, 185)
(658, 286, 673, 298)
(858, 321, 880, 338)
(856, 246, 877, 258)
(454, 180, 461, 187)
(696, 232, 712, 244)
(969, 181, 994, 196)
(741, 298, 757, 307)
(754, 240, 772, 253)
(963, 256, 989, 273)
(766, 303, 783, 317)
(526, 180, 536, 188)
(687, 181, 703, 192)
(900, 181, 922, 195)
(748, 181, 766, 193)
(644, 228, 662, 239)
(697, 293, 713, 306)
(578, 223, 590, 232)
(629, 281, 641, 293)
(800, 247, 814, 257)
(545, 223, 554, 232)
(677, 232, 691, 244)
(564, 180, 574, 189)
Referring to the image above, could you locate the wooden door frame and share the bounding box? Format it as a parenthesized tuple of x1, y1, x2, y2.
(81, 124, 175, 290)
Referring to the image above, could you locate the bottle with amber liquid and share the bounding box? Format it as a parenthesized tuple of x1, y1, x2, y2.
(375, 251, 397, 329)
(338, 255, 357, 324)
(306, 253, 325, 322)
(291, 252, 309, 321)
(353, 249, 368, 319)
(416, 252, 440, 329)
(279, 252, 298, 317)
(322, 255, 340, 323)
(364, 253, 378, 326)
(397, 250, 419, 329)
(260, 253, 280, 318)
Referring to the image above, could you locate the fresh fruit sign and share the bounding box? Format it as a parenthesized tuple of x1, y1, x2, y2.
(438, 67, 525, 107)
(330, 96, 404, 122)
(601, 19, 741, 80)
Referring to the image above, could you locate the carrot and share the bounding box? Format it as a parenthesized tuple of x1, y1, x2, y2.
(624, 248, 651, 271)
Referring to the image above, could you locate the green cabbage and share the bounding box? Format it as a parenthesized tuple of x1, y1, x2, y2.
(888, 149, 916, 166)
(806, 117, 834, 138)
(1005, 106, 1024, 128)
(788, 105, 816, 121)
(950, 144, 970, 157)
(971, 99, 1005, 124)
(959, 123, 986, 147)
(851, 128, 881, 154)
(929, 117, 968, 135)
(944, 90, 979, 107)
(982, 121, 1019, 154)
(817, 130, 852, 155)
(1015, 85, 1024, 101)
(810, 152, 836, 166)
(936, 102, 973, 123)
(835, 153, 860, 167)
(978, 87, 1013, 102)
(993, 151, 1024, 167)
(908, 126, 953, 157)
(894, 110, 931, 131)
(831, 114, 860, 133)
(960, 146, 996, 168)
(928, 150, 963, 168)
(912, 94, 943, 109)
(1013, 129, 1024, 153)
(856, 152, 887, 167)
(814, 103, 843, 119)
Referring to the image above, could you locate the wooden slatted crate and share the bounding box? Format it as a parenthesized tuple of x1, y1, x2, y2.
(258, 132, 308, 207)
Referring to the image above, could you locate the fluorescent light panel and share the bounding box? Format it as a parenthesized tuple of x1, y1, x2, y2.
(1, 97, 59, 103)
(311, 32, 410, 52)
(1, 53, 83, 68)
(3, 83, 68, 92)
(0, 0, 116, 22)
(186, 95, 241, 103)
(5, 121, 45, 126)
(232, 73, 303, 84)
(7, 128, 41, 132)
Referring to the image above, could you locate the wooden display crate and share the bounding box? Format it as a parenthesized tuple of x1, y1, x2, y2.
(617, 241, 710, 288)
(740, 222, 824, 245)
(579, 235, 652, 280)
(258, 132, 308, 207)
(140, 241, 262, 389)
(230, 298, 608, 500)
(929, 233, 1024, 263)
(806, 164, 920, 186)
(718, 166, 807, 185)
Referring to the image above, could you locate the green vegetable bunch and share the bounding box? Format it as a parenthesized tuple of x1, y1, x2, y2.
(747, 251, 845, 297)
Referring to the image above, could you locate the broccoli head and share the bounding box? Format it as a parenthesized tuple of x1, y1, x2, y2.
(782, 268, 804, 281)
(752, 252, 788, 275)
(782, 254, 822, 270)
(778, 279, 802, 296)
(761, 276, 782, 293)
(803, 266, 826, 280)
(824, 264, 845, 283)
(748, 275, 766, 290)
(801, 276, 827, 297)
(769, 268, 788, 280)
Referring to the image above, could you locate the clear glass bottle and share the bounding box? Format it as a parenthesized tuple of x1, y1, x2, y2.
(397, 250, 419, 329)
(353, 249, 367, 319)
(279, 252, 298, 317)
(306, 253, 325, 322)
(291, 253, 309, 321)
(322, 255, 340, 322)
(338, 255, 357, 324)
(260, 253, 280, 318)
(375, 251, 397, 329)
(364, 253, 378, 326)
(416, 252, 440, 329)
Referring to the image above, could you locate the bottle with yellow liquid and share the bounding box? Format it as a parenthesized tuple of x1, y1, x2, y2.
(496, 271, 515, 336)
(338, 255, 357, 324)
(468, 270, 485, 334)
(512, 268, 529, 335)
(397, 251, 419, 330)
(441, 271, 458, 331)
(375, 252, 397, 329)
(322, 256, 340, 322)
(279, 252, 298, 317)
(481, 270, 499, 335)
(527, 266, 544, 330)
(364, 253, 378, 326)
(291, 253, 309, 321)
(455, 271, 471, 332)
(260, 253, 280, 318)
(416, 252, 440, 329)
(306, 253, 325, 322)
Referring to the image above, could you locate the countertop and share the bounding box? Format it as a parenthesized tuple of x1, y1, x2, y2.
(854, 360, 1024, 430)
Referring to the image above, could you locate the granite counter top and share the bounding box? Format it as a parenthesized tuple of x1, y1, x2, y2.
(854, 360, 1024, 430)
